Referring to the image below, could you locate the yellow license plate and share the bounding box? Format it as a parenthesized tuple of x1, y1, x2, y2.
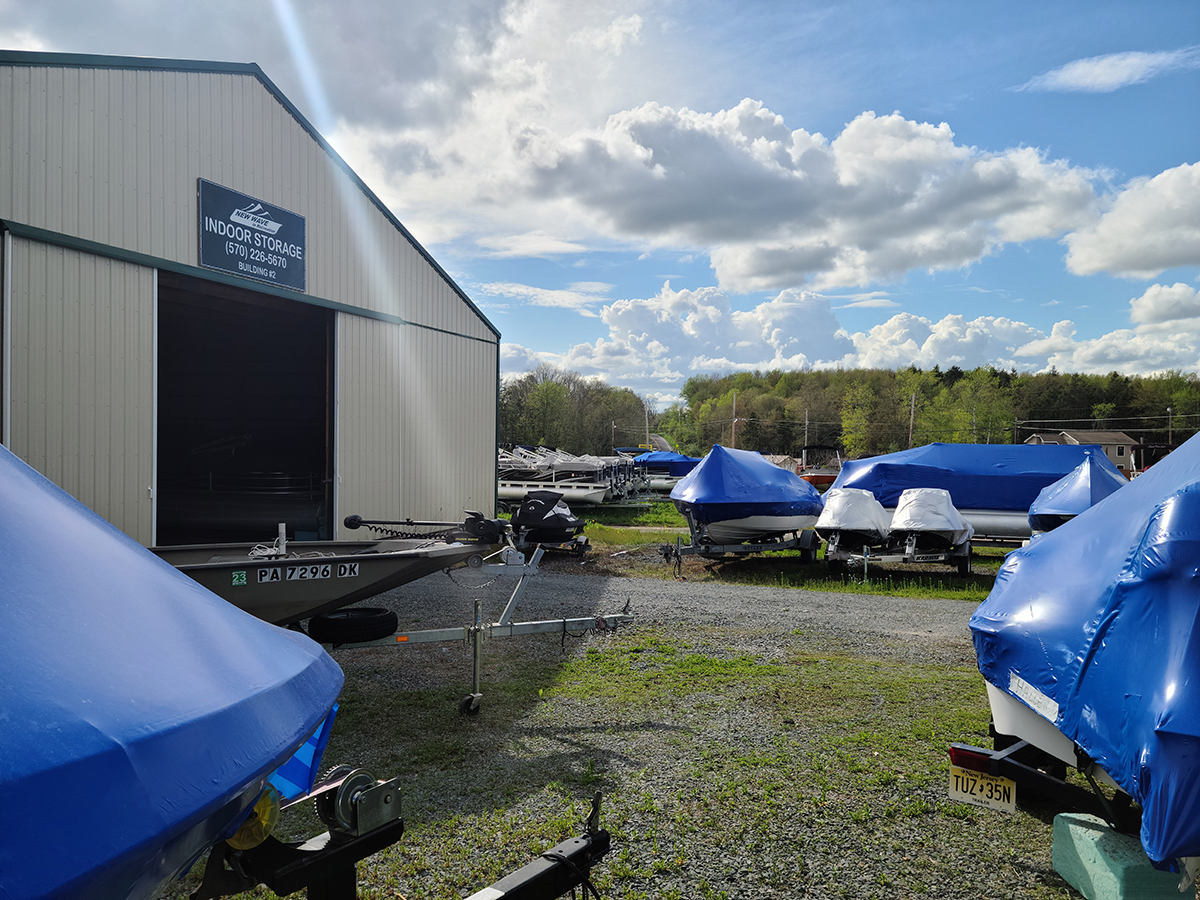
(949, 764, 1016, 813)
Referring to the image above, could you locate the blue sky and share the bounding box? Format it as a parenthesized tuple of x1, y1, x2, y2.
(4, 0, 1199, 407)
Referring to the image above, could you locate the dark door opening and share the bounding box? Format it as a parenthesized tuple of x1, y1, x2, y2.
(157, 271, 334, 546)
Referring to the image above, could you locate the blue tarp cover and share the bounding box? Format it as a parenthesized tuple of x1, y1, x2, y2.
(0, 446, 344, 900)
(830, 442, 1105, 510)
(971, 433, 1200, 863)
(632, 450, 701, 476)
(1027, 451, 1128, 530)
(670, 445, 823, 522)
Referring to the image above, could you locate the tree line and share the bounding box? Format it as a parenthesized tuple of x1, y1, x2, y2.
(500, 364, 1200, 460)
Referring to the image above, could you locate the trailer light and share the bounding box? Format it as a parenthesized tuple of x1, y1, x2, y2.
(227, 784, 281, 850)
(948, 744, 993, 773)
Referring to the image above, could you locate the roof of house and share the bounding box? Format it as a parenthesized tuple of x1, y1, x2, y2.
(1026, 430, 1136, 445)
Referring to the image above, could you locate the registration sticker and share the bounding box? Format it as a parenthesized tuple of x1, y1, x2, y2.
(949, 765, 1016, 813)
(231, 570, 247, 587)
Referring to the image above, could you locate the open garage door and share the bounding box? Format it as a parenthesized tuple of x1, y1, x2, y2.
(156, 271, 334, 546)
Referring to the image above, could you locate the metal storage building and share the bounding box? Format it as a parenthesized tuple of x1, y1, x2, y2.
(0, 50, 499, 546)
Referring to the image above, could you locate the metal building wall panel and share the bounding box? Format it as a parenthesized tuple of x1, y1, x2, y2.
(0, 62, 498, 342)
(336, 313, 402, 535)
(7, 237, 154, 541)
(399, 327, 496, 520)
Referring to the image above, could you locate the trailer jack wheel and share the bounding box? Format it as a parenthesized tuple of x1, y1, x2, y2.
(458, 693, 482, 716)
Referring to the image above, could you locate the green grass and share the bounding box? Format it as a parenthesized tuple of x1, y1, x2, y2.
(584, 501, 688, 529)
(161, 623, 1075, 900)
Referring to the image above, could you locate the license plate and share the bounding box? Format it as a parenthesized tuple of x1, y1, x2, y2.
(949, 765, 1016, 812)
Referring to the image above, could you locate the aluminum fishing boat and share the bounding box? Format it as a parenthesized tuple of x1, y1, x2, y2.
(153, 524, 486, 626)
(970, 432, 1200, 869)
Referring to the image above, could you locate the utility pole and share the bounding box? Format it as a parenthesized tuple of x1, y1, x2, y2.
(644, 406, 650, 449)
(908, 392, 916, 449)
(803, 409, 809, 468)
(1168, 406, 1174, 448)
(731, 391, 737, 449)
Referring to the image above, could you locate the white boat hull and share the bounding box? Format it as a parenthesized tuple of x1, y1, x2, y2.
(703, 514, 818, 544)
(498, 480, 609, 505)
(985, 681, 1119, 790)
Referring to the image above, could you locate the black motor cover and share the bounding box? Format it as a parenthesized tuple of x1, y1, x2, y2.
(511, 491, 586, 543)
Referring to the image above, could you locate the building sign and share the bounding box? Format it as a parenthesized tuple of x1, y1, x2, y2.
(198, 179, 306, 291)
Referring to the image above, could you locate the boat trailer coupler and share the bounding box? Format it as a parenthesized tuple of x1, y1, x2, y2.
(193, 783, 611, 900)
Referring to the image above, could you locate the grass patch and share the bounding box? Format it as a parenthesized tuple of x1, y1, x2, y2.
(161, 622, 1073, 899)
(584, 502, 688, 529)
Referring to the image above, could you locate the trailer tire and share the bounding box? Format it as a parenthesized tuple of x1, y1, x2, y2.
(308, 607, 398, 644)
(957, 543, 972, 576)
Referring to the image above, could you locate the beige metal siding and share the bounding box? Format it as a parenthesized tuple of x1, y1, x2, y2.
(6, 236, 154, 541)
(335, 313, 402, 531)
(0, 62, 496, 342)
(399, 328, 497, 520)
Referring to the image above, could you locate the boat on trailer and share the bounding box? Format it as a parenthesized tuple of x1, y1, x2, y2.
(830, 442, 1114, 541)
(670, 445, 824, 555)
(961, 432, 1200, 876)
(0, 445, 344, 900)
(152, 516, 494, 626)
(1026, 450, 1128, 534)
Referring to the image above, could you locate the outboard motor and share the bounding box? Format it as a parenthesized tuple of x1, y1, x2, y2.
(511, 491, 587, 549)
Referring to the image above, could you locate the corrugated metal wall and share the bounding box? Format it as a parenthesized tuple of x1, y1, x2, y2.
(335, 313, 402, 524)
(0, 57, 498, 539)
(6, 236, 155, 541)
(0, 62, 495, 341)
(399, 327, 498, 519)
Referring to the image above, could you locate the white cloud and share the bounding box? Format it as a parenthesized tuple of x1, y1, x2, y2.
(0, 28, 50, 51)
(475, 231, 589, 257)
(1065, 162, 1200, 278)
(1016, 47, 1200, 93)
(475, 280, 609, 316)
(530, 104, 1100, 291)
(831, 291, 899, 309)
(501, 281, 1200, 398)
(1130, 282, 1200, 326)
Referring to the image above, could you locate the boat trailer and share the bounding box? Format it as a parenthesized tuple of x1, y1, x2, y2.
(324, 518, 634, 715)
(825, 532, 972, 577)
(194, 763, 611, 900)
(660, 508, 821, 576)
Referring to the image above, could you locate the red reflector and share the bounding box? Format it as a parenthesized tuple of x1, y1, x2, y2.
(949, 745, 993, 772)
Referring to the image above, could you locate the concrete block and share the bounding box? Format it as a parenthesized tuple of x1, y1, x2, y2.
(1053, 813, 1181, 900)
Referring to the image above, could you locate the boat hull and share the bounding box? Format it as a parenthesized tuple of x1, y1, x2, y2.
(703, 514, 818, 544)
(498, 480, 609, 505)
(153, 538, 480, 625)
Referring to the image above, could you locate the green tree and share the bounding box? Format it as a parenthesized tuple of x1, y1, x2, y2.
(840, 381, 875, 458)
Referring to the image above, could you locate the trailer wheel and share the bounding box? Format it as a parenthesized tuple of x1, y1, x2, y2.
(307, 607, 398, 644)
(799, 545, 817, 564)
(827, 558, 845, 575)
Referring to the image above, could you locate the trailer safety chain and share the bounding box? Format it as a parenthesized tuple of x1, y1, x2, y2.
(541, 849, 603, 899)
(445, 568, 503, 589)
(359, 521, 456, 540)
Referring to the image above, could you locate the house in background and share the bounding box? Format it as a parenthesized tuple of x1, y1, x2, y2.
(1024, 430, 1137, 473)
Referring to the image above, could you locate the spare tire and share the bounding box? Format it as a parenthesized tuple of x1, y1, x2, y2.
(307, 607, 398, 644)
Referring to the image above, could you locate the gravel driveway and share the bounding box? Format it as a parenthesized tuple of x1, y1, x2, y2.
(327, 568, 1075, 900)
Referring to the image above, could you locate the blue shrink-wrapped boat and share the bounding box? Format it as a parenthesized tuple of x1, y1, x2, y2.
(970, 433, 1200, 865)
(670, 445, 823, 543)
(0, 446, 344, 900)
(829, 442, 1106, 539)
(632, 450, 701, 491)
(1026, 450, 1128, 533)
